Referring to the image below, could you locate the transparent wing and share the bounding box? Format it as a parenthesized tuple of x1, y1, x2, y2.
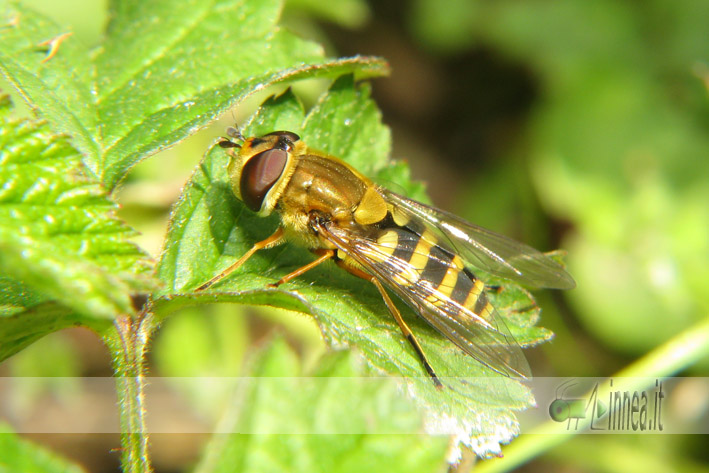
(315, 220, 530, 379)
(382, 190, 576, 290)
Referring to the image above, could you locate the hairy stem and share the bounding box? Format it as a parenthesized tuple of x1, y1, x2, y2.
(107, 308, 156, 473)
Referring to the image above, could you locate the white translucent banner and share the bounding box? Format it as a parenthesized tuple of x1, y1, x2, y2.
(1, 377, 706, 434)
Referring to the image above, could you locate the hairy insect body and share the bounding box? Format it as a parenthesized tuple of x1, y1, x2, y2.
(279, 152, 373, 249)
(271, 145, 493, 327)
(202, 129, 575, 385)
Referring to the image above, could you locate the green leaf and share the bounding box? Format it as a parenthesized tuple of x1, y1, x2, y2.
(303, 75, 391, 174)
(194, 337, 448, 473)
(0, 424, 87, 473)
(374, 160, 430, 204)
(0, 1, 99, 165)
(0, 95, 156, 361)
(0, 1, 388, 189)
(0, 300, 81, 362)
(157, 82, 551, 456)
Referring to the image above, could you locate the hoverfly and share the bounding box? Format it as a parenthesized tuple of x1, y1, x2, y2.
(197, 128, 575, 387)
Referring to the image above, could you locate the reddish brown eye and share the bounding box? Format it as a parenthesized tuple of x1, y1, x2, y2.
(240, 148, 288, 211)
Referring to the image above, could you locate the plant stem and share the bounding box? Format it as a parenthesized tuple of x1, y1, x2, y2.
(476, 316, 709, 473)
(107, 309, 156, 473)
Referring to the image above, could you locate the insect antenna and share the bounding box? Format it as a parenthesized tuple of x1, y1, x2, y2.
(226, 125, 244, 141)
(218, 139, 241, 149)
(218, 119, 245, 149)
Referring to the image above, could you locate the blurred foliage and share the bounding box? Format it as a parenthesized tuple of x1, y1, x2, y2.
(193, 337, 449, 473)
(0, 424, 86, 473)
(287, 0, 370, 29)
(409, 0, 709, 359)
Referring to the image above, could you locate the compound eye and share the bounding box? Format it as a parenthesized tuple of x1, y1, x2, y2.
(240, 148, 288, 212)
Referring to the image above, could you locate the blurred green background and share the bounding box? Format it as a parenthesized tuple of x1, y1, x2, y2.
(2, 0, 708, 472)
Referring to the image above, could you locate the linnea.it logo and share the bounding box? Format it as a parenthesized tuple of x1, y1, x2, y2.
(549, 378, 665, 431)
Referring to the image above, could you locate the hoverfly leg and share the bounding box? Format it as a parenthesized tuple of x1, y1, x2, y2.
(335, 261, 443, 389)
(511, 303, 538, 315)
(266, 249, 335, 288)
(196, 227, 286, 291)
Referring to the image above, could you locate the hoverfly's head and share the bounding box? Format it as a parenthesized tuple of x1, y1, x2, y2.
(223, 130, 301, 216)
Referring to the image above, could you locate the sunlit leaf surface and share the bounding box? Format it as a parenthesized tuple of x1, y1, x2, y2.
(0, 95, 155, 361)
(0, 1, 387, 189)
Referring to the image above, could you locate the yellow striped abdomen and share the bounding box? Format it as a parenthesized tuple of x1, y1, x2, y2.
(368, 214, 495, 324)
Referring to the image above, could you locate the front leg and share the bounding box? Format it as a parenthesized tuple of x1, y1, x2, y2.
(267, 249, 336, 288)
(196, 227, 286, 291)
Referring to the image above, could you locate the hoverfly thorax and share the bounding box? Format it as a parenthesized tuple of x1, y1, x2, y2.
(226, 131, 302, 216)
